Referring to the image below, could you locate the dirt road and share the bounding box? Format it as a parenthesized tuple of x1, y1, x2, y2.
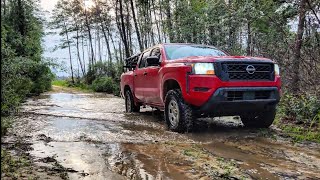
(3, 86, 320, 179)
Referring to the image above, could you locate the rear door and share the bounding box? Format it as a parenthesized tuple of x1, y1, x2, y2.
(134, 50, 150, 101)
(144, 47, 162, 105)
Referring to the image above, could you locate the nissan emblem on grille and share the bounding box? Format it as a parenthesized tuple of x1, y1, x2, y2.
(246, 65, 256, 74)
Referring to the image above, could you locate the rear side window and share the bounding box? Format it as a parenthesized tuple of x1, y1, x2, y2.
(138, 50, 150, 68)
(150, 48, 161, 59)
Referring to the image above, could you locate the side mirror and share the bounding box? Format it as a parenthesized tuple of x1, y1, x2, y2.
(146, 56, 160, 66)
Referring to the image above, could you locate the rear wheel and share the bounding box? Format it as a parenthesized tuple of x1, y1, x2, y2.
(240, 106, 276, 128)
(164, 89, 194, 132)
(125, 90, 140, 113)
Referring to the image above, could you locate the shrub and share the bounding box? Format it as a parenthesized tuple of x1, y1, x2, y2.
(92, 77, 116, 93)
(1, 57, 53, 115)
(85, 61, 116, 84)
(278, 93, 320, 125)
(113, 83, 121, 96)
(1, 117, 12, 137)
(29, 62, 54, 95)
(277, 93, 320, 143)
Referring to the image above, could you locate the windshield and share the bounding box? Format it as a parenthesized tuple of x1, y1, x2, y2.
(164, 45, 227, 60)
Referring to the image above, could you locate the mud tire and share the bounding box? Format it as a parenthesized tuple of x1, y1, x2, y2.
(240, 106, 276, 128)
(164, 89, 194, 133)
(125, 90, 140, 113)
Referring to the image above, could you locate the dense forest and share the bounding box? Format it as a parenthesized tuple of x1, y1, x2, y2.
(1, 0, 53, 116)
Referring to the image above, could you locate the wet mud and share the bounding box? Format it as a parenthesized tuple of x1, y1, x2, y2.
(2, 87, 320, 179)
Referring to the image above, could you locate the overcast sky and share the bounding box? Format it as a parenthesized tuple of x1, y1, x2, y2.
(40, 0, 70, 77)
(40, 0, 57, 12)
(40, 0, 109, 77)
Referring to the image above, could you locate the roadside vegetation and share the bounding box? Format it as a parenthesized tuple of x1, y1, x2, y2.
(1, 0, 53, 117)
(276, 93, 320, 143)
(1, 0, 53, 178)
(52, 60, 122, 95)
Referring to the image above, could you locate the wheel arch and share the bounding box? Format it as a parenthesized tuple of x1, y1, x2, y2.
(124, 85, 131, 93)
(162, 79, 181, 101)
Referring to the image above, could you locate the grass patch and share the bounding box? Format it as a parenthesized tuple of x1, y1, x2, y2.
(52, 78, 120, 95)
(51, 79, 92, 92)
(275, 93, 320, 143)
(1, 149, 35, 179)
(1, 117, 12, 137)
(52, 80, 68, 87)
(277, 123, 320, 143)
(182, 148, 195, 157)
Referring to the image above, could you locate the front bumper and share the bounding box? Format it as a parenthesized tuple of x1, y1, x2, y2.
(197, 87, 280, 116)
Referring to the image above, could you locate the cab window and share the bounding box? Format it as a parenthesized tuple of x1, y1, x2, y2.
(138, 50, 150, 68)
(150, 48, 161, 60)
(145, 47, 161, 67)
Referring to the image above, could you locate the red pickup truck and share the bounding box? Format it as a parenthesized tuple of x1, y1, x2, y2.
(121, 43, 281, 132)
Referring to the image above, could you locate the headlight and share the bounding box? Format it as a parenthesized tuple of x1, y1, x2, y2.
(274, 64, 280, 76)
(192, 63, 215, 75)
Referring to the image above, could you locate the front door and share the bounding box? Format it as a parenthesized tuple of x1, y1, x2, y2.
(144, 47, 162, 105)
(134, 50, 150, 102)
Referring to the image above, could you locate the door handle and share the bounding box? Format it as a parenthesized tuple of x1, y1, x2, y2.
(143, 72, 147, 76)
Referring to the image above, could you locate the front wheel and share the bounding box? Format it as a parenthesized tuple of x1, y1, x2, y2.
(240, 106, 276, 128)
(164, 89, 195, 133)
(125, 90, 140, 113)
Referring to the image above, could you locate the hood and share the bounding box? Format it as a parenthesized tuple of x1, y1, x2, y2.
(166, 56, 274, 63)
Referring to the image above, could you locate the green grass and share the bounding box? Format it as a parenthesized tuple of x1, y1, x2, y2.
(51, 79, 92, 92)
(52, 80, 68, 87)
(1, 117, 12, 137)
(280, 124, 320, 143)
(1, 149, 35, 179)
(274, 115, 320, 143)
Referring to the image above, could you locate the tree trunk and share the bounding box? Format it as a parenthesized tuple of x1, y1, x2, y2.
(165, 0, 173, 42)
(81, 30, 86, 75)
(63, 21, 74, 83)
(119, 0, 130, 58)
(100, 21, 112, 63)
(152, 0, 161, 43)
(246, 21, 252, 56)
(84, 3, 95, 70)
(97, 24, 102, 61)
(159, 0, 167, 42)
(76, 26, 85, 76)
(292, 0, 307, 94)
(130, 0, 143, 51)
(107, 26, 118, 63)
(148, 0, 155, 45)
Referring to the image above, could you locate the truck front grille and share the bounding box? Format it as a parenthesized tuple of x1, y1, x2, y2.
(221, 62, 274, 81)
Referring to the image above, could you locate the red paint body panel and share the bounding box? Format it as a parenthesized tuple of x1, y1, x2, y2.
(120, 43, 281, 109)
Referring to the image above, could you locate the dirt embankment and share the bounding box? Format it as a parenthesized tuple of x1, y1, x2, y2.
(2, 86, 320, 179)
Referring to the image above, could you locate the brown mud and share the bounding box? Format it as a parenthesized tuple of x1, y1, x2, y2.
(2, 86, 320, 179)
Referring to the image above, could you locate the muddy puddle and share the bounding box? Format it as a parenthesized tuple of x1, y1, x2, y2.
(3, 87, 320, 179)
